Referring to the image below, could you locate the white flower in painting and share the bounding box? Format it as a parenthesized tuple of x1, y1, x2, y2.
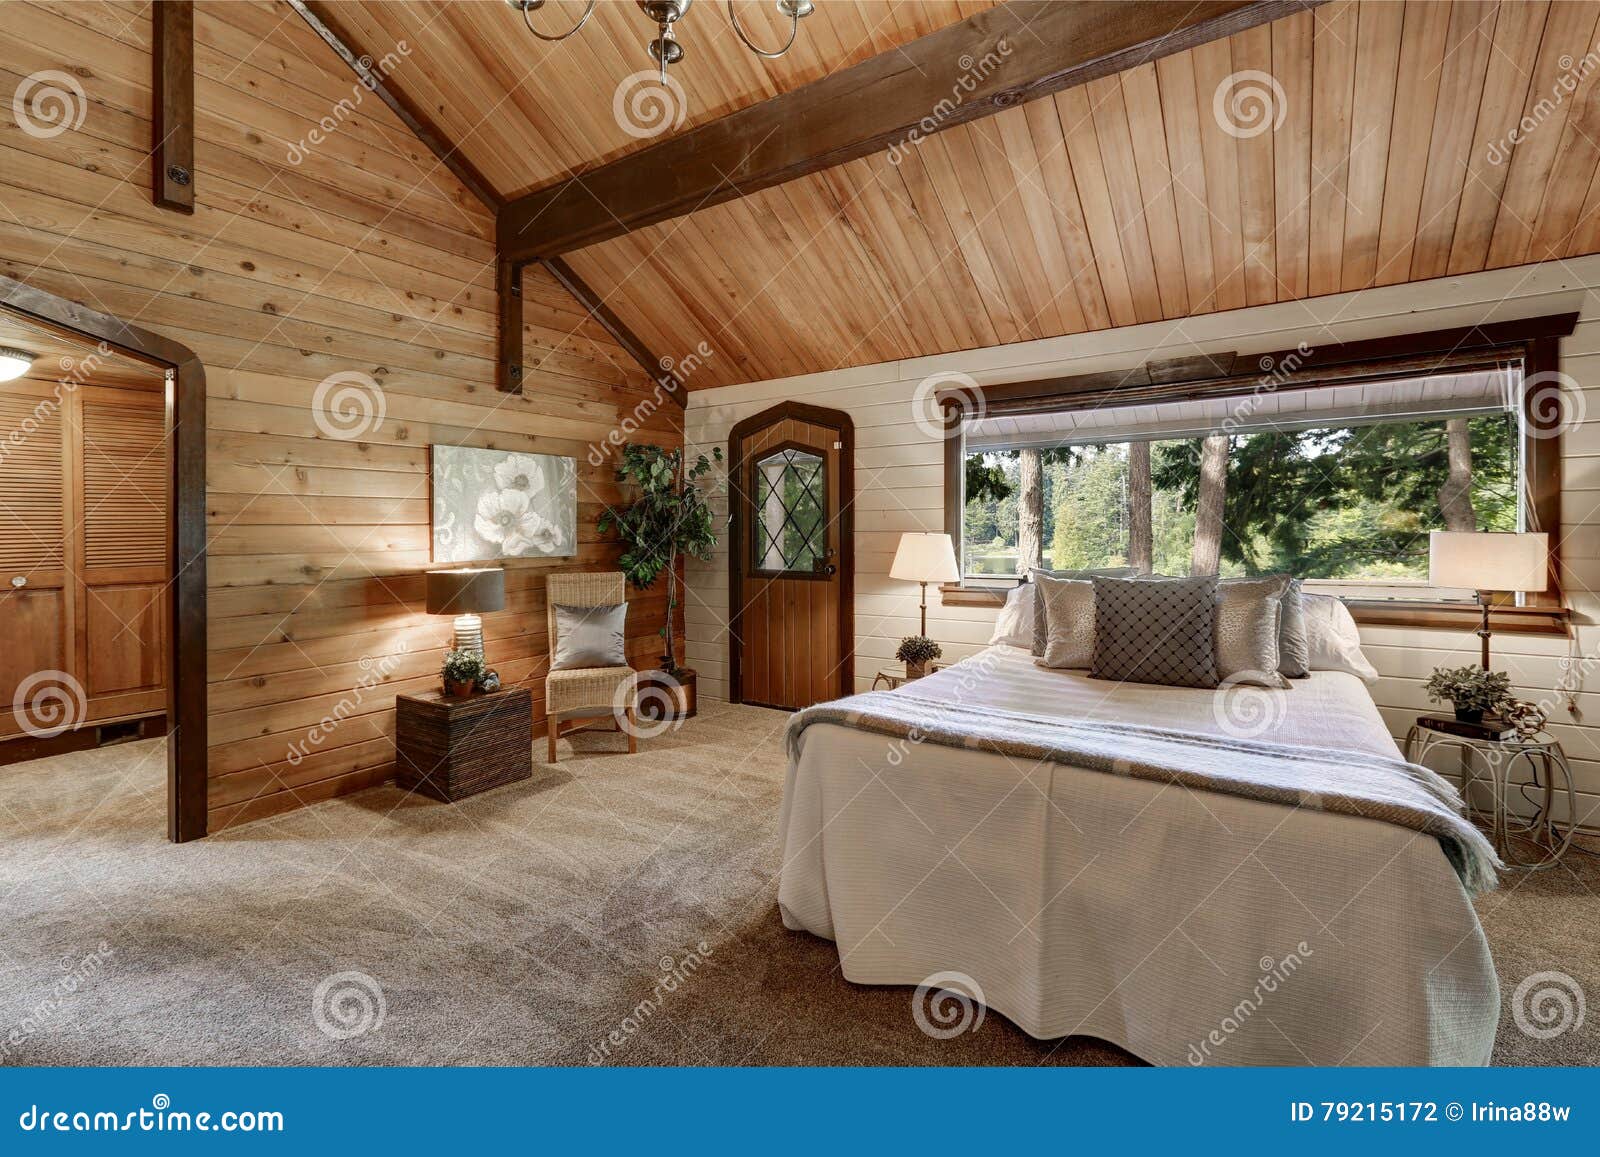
(493, 453, 547, 496)
(474, 489, 565, 556)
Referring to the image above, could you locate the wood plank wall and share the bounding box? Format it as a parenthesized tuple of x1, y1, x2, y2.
(0, 0, 682, 830)
(684, 257, 1600, 831)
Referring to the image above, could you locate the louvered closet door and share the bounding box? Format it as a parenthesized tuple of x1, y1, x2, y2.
(0, 388, 70, 732)
(79, 395, 168, 700)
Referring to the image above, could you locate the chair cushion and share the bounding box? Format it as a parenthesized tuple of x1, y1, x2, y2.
(550, 602, 628, 670)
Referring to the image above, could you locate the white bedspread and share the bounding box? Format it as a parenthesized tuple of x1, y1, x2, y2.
(777, 645, 1499, 1066)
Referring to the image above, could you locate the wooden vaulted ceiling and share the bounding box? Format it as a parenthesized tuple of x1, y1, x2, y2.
(328, 0, 1600, 391)
(326, 0, 994, 198)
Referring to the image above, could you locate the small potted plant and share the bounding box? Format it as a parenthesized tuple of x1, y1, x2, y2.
(1423, 665, 1513, 724)
(441, 649, 486, 698)
(896, 635, 942, 680)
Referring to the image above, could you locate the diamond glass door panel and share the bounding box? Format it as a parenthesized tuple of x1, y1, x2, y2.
(731, 408, 852, 710)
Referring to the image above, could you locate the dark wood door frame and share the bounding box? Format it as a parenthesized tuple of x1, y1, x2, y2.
(727, 401, 854, 705)
(0, 274, 207, 842)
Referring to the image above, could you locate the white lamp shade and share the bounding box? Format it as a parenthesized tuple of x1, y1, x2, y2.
(1429, 531, 1549, 593)
(890, 532, 960, 584)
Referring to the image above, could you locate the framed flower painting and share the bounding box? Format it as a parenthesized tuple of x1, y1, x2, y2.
(431, 446, 578, 563)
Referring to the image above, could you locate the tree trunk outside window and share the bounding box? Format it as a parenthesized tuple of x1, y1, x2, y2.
(1018, 447, 1043, 573)
(1128, 440, 1152, 573)
(1437, 417, 1477, 531)
(1191, 433, 1228, 575)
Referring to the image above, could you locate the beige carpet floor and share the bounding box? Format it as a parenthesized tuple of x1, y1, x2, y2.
(0, 700, 1595, 1066)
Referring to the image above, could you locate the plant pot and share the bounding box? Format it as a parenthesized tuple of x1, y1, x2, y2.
(444, 678, 475, 699)
(637, 668, 697, 721)
(1453, 706, 1484, 724)
(905, 661, 928, 680)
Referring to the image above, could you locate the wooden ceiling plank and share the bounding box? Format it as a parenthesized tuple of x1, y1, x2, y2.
(1085, 73, 1165, 323)
(1446, 1, 1552, 273)
(912, 131, 1032, 344)
(1053, 85, 1140, 327)
(497, 1, 1318, 259)
(1189, 37, 1249, 311)
(1020, 96, 1112, 330)
(1408, 0, 1500, 282)
(1485, 1, 1600, 268)
(877, 145, 1007, 349)
(1338, 0, 1404, 292)
(964, 115, 1069, 337)
(1270, 7, 1313, 299)
(1307, 0, 1358, 295)
(1372, 0, 1452, 286)
(1119, 62, 1190, 318)
(989, 106, 1090, 335)
(1526, 11, 1600, 259)
(1229, 23, 1278, 305)
(1154, 51, 1219, 314)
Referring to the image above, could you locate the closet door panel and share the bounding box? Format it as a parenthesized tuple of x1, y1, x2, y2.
(85, 583, 165, 697)
(0, 389, 70, 726)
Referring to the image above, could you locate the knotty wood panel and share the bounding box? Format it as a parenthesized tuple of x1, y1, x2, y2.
(1, 1, 683, 830)
(565, 0, 1600, 391)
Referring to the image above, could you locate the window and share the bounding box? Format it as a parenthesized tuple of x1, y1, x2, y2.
(958, 367, 1526, 600)
(753, 445, 826, 574)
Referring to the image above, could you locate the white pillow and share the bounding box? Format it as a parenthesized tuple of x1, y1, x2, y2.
(1299, 593, 1379, 684)
(987, 583, 1034, 648)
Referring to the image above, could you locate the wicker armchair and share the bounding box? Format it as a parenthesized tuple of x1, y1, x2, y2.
(545, 572, 638, 762)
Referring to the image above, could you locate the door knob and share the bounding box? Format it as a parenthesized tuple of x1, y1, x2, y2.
(823, 564, 837, 576)
(9, 576, 23, 589)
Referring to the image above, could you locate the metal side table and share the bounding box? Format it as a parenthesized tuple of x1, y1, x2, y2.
(1405, 723, 1578, 869)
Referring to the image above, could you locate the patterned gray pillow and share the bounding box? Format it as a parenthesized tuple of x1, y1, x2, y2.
(1034, 574, 1095, 669)
(1277, 578, 1310, 679)
(1030, 566, 1137, 656)
(1090, 574, 1219, 688)
(551, 602, 628, 670)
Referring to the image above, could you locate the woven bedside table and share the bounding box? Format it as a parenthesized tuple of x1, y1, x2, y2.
(395, 686, 533, 802)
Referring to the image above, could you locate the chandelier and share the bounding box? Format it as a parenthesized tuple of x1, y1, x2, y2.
(507, 0, 815, 83)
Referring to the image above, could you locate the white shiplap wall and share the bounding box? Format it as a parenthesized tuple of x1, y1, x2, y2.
(684, 257, 1600, 826)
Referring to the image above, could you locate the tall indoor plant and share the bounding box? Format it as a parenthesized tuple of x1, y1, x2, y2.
(598, 444, 723, 679)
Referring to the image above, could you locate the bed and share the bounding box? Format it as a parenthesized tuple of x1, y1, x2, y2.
(777, 644, 1499, 1066)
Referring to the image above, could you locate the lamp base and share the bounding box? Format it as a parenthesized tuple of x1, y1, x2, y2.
(453, 614, 485, 659)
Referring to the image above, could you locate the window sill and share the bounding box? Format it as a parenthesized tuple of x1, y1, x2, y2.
(1344, 601, 1570, 635)
(938, 585, 1572, 636)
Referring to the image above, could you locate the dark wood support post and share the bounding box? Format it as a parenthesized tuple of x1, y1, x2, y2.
(497, 256, 524, 394)
(152, 1, 195, 214)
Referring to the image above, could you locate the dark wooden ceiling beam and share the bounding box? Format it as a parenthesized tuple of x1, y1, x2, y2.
(498, 0, 1318, 260)
(152, 1, 195, 214)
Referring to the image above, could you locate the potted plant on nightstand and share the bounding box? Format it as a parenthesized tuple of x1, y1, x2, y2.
(598, 443, 724, 721)
(1424, 665, 1513, 724)
(441, 649, 486, 698)
(896, 635, 941, 680)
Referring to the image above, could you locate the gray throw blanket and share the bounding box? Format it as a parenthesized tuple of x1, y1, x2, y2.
(786, 689, 1501, 895)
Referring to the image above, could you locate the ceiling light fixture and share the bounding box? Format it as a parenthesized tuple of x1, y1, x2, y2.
(0, 347, 35, 383)
(508, 0, 814, 84)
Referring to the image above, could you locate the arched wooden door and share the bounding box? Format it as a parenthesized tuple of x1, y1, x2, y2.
(728, 402, 853, 709)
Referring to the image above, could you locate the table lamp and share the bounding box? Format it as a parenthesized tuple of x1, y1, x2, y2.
(1428, 531, 1549, 669)
(890, 532, 960, 636)
(426, 567, 506, 659)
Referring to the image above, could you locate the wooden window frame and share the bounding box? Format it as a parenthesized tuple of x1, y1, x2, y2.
(939, 313, 1577, 636)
